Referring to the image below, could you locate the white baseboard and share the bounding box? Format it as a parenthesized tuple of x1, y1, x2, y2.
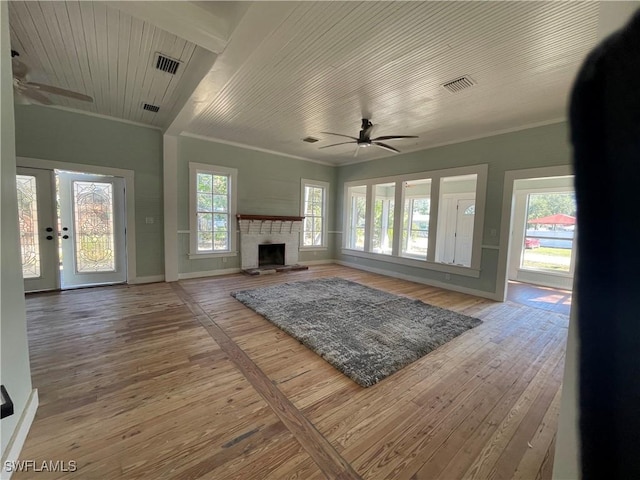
(178, 268, 242, 280)
(1, 389, 39, 480)
(335, 260, 502, 301)
(132, 275, 165, 284)
(298, 259, 335, 266)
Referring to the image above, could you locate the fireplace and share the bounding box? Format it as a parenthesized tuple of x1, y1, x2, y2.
(259, 243, 285, 267)
(237, 214, 308, 272)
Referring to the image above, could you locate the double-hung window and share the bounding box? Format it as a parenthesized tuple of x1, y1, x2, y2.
(342, 165, 487, 276)
(301, 179, 329, 248)
(346, 185, 367, 250)
(189, 163, 237, 256)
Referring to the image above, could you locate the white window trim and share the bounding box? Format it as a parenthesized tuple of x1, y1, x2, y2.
(189, 162, 238, 257)
(300, 179, 329, 250)
(342, 164, 488, 275)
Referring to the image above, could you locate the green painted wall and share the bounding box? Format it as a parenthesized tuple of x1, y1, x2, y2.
(336, 122, 572, 295)
(14, 106, 164, 277)
(1, 1, 33, 456)
(177, 136, 337, 274)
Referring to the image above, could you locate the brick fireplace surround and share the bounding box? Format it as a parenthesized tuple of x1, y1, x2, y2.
(237, 214, 306, 271)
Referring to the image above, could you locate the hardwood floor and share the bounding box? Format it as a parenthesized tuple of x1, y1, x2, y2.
(507, 281, 572, 316)
(17, 265, 569, 479)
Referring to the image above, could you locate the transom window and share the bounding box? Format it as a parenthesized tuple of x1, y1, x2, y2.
(190, 163, 237, 256)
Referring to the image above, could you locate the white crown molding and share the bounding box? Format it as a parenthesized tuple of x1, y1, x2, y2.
(30, 105, 162, 131)
(179, 132, 336, 167)
(339, 117, 568, 167)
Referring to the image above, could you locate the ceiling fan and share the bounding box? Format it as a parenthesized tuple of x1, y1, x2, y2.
(320, 118, 418, 157)
(11, 50, 93, 105)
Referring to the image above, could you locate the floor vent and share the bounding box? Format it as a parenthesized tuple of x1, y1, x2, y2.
(155, 53, 181, 75)
(143, 103, 160, 113)
(442, 76, 476, 93)
(302, 137, 319, 143)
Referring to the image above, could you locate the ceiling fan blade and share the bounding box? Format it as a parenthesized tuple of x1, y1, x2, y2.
(21, 88, 53, 106)
(319, 141, 357, 149)
(373, 142, 401, 154)
(320, 132, 358, 141)
(25, 82, 93, 102)
(11, 58, 29, 79)
(353, 146, 360, 158)
(371, 135, 418, 141)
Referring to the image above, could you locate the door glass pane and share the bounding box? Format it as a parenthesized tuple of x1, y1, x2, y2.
(73, 181, 115, 272)
(16, 175, 41, 278)
(521, 192, 576, 273)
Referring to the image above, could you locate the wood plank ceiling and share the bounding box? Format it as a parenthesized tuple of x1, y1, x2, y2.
(8, 1, 601, 164)
(8, 1, 212, 128)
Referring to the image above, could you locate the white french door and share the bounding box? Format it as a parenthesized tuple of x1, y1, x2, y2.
(17, 169, 127, 292)
(16, 167, 59, 292)
(58, 172, 126, 289)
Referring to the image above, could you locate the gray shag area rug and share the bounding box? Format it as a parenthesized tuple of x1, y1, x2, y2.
(231, 277, 482, 387)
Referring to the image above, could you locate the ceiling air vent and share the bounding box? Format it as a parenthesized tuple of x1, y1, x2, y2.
(302, 137, 319, 143)
(155, 53, 181, 75)
(143, 103, 160, 113)
(442, 76, 476, 94)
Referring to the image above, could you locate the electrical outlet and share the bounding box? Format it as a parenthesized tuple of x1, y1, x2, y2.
(145, 217, 154, 224)
(445, 273, 451, 280)
(222, 257, 227, 263)
(490, 228, 497, 237)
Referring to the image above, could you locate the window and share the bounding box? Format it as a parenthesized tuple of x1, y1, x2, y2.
(301, 179, 329, 248)
(521, 191, 576, 273)
(402, 179, 431, 259)
(435, 174, 478, 267)
(372, 183, 395, 255)
(190, 163, 237, 256)
(342, 165, 486, 276)
(347, 185, 367, 250)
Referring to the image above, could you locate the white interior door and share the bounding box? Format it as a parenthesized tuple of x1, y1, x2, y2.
(16, 167, 59, 292)
(58, 172, 127, 288)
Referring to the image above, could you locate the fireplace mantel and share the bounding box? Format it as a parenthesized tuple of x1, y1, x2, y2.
(236, 214, 304, 222)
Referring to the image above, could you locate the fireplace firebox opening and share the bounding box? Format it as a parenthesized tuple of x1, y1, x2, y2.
(259, 243, 285, 267)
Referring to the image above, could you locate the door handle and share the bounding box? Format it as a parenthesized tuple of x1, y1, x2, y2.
(46, 235, 53, 240)
(46, 227, 53, 232)
(62, 235, 69, 240)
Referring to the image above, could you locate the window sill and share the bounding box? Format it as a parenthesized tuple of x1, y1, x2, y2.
(188, 251, 238, 260)
(341, 248, 481, 278)
(299, 246, 328, 251)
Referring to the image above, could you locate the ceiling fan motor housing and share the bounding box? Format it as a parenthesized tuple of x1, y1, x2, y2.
(358, 118, 374, 144)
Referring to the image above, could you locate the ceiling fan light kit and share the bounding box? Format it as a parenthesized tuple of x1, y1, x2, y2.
(320, 118, 418, 156)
